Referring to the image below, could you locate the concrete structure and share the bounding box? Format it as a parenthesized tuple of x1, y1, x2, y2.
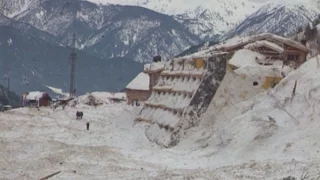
(143, 62, 165, 91)
(136, 53, 228, 147)
(135, 33, 309, 148)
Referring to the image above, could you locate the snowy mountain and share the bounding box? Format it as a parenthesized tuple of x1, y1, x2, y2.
(4, 0, 318, 64)
(0, 15, 143, 95)
(87, 0, 319, 40)
(178, 0, 319, 57)
(224, 1, 319, 38)
(0, 0, 38, 18)
(87, 0, 261, 40)
(8, 0, 200, 63)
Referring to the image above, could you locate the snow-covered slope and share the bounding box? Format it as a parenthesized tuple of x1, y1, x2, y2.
(87, 0, 261, 39)
(11, 0, 200, 63)
(225, 0, 319, 38)
(87, 0, 319, 40)
(188, 55, 320, 169)
(180, 0, 319, 57)
(0, 0, 38, 18)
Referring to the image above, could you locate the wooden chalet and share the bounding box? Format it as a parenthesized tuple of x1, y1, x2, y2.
(217, 33, 309, 68)
(23, 91, 52, 107)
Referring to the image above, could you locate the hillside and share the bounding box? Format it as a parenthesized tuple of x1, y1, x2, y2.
(180, 1, 319, 57)
(9, 0, 200, 63)
(224, 1, 319, 39)
(87, 0, 262, 39)
(0, 15, 143, 95)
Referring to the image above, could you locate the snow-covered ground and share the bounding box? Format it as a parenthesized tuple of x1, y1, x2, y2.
(2, 57, 320, 179)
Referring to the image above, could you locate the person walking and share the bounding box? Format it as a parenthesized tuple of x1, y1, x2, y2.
(86, 122, 90, 130)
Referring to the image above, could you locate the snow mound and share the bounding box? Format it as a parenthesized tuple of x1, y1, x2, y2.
(229, 49, 266, 67)
(77, 92, 126, 106)
(180, 55, 320, 169)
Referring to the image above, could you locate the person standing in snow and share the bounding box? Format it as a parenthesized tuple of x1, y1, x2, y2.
(86, 122, 90, 130)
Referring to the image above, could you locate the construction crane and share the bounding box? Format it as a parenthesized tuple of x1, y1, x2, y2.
(69, 33, 77, 98)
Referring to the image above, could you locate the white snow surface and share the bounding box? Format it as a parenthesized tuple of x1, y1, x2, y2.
(126, 72, 150, 91)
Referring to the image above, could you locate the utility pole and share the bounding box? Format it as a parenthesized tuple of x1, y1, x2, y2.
(69, 33, 77, 98)
(7, 76, 10, 92)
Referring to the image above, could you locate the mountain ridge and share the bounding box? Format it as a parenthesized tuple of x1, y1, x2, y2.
(8, 0, 201, 63)
(0, 15, 143, 95)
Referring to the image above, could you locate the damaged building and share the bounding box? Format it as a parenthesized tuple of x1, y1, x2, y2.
(134, 33, 309, 148)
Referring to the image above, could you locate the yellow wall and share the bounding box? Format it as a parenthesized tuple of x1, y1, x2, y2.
(194, 58, 205, 69)
(262, 76, 283, 89)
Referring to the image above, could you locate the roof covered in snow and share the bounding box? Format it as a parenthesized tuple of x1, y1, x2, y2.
(213, 33, 309, 52)
(25, 91, 46, 100)
(244, 40, 284, 53)
(126, 72, 150, 91)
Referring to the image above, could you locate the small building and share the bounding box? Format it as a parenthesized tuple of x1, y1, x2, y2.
(23, 91, 52, 107)
(125, 72, 150, 105)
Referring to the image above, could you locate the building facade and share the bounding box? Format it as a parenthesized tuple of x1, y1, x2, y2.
(125, 72, 150, 105)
